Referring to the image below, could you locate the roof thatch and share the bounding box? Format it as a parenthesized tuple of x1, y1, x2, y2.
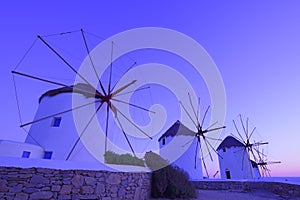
(217, 136, 244, 150)
(39, 83, 101, 103)
(158, 120, 196, 141)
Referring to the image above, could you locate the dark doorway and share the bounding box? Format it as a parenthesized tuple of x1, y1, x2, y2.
(225, 170, 231, 179)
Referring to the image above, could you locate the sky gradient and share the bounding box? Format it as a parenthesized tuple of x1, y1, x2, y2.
(1, 1, 300, 176)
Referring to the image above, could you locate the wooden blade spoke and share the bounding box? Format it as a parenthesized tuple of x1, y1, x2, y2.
(108, 41, 114, 94)
(230, 133, 245, 145)
(105, 103, 110, 152)
(80, 29, 107, 96)
(111, 61, 137, 92)
(113, 86, 150, 97)
(20, 100, 100, 127)
(233, 120, 245, 144)
(196, 97, 200, 123)
(241, 148, 246, 171)
(12, 71, 68, 87)
(252, 141, 268, 146)
(249, 127, 256, 140)
(114, 114, 136, 157)
(188, 93, 199, 126)
(111, 80, 137, 97)
(194, 140, 199, 169)
(111, 98, 155, 114)
(38, 35, 93, 87)
(204, 126, 226, 133)
(267, 161, 281, 165)
(205, 138, 223, 159)
(200, 147, 209, 178)
(201, 105, 210, 128)
(239, 114, 248, 139)
(203, 138, 213, 162)
(246, 117, 249, 138)
(113, 107, 153, 139)
(179, 101, 198, 128)
(66, 102, 104, 160)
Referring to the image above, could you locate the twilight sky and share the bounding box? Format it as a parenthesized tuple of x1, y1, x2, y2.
(0, 1, 300, 177)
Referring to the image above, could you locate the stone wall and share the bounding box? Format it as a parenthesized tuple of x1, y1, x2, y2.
(0, 166, 151, 200)
(193, 180, 300, 198)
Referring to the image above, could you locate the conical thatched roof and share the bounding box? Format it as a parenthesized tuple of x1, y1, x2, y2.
(158, 120, 195, 141)
(217, 136, 244, 150)
(39, 83, 101, 102)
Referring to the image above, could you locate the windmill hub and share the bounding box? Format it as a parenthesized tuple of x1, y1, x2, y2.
(101, 94, 112, 103)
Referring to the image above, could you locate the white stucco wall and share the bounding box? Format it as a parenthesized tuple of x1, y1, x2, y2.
(0, 140, 44, 159)
(218, 146, 254, 179)
(159, 135, 203, 180)
(25, 93, 100, 163)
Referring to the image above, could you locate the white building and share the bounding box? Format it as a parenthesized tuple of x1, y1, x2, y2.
(158, 120, 203, 180)
(217, 136, 261, 179)
(0, 140, 44, 159)
(25, 84, 101, 163)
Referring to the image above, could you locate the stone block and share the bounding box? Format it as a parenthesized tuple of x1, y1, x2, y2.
(9, 184, 22, 193)
(58, 194, 72, 200)
(59, 185, 72, 195)
(95, 183, 105, 194)
(0, 179, 8, 192)
(14, 192, 29, 200)
(85, 176, 96, 186)
(71, 174, 84, 188)
(106, 174, 121, 185)
(77, 194, 98, 199)
(81, 186, 94, 194)
(30, 174, 49, 184)
(23, 187, 38, 194)
(30, 191, 53, 200)
(51, 185, 61, 192)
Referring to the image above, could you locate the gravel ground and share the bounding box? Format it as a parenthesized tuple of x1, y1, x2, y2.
(150, 189, 300, 200)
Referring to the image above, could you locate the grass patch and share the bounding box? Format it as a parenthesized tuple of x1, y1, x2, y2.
(104, 151, 145, 167)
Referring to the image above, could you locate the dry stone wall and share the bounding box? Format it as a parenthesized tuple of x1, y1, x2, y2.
(0, 166, 151, 200)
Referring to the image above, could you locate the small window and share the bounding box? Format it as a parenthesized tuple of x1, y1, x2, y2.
(223, 148, 226, 152)
(44, 151, 53, 159)
(51, 117, 62, 127)
(22, 151, 31, 158)
(162, 138, 166, 145)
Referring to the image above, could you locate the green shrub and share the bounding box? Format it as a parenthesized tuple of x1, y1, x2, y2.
(104, 151, 145, 167)
(144, 152, 196, 199)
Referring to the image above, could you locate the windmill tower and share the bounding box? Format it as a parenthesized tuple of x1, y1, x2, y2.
(217, 136, 257, 179)
(158, 120, 203, 180)
(25, 84, 101, 162)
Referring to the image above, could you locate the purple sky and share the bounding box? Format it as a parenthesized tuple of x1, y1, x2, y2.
(1, 1, 300, 176)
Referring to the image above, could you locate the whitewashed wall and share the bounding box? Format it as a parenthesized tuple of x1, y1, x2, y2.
(25, 93, 99, 163)
(218, 146, 254, 179)
(159, 135, 203, 180)
(0, 140, 44, 159)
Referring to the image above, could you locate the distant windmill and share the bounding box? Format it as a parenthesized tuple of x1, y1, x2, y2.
(180, 93, 226, 177)
(231, 114, 268, 176)
(255, 148, 281, 177)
